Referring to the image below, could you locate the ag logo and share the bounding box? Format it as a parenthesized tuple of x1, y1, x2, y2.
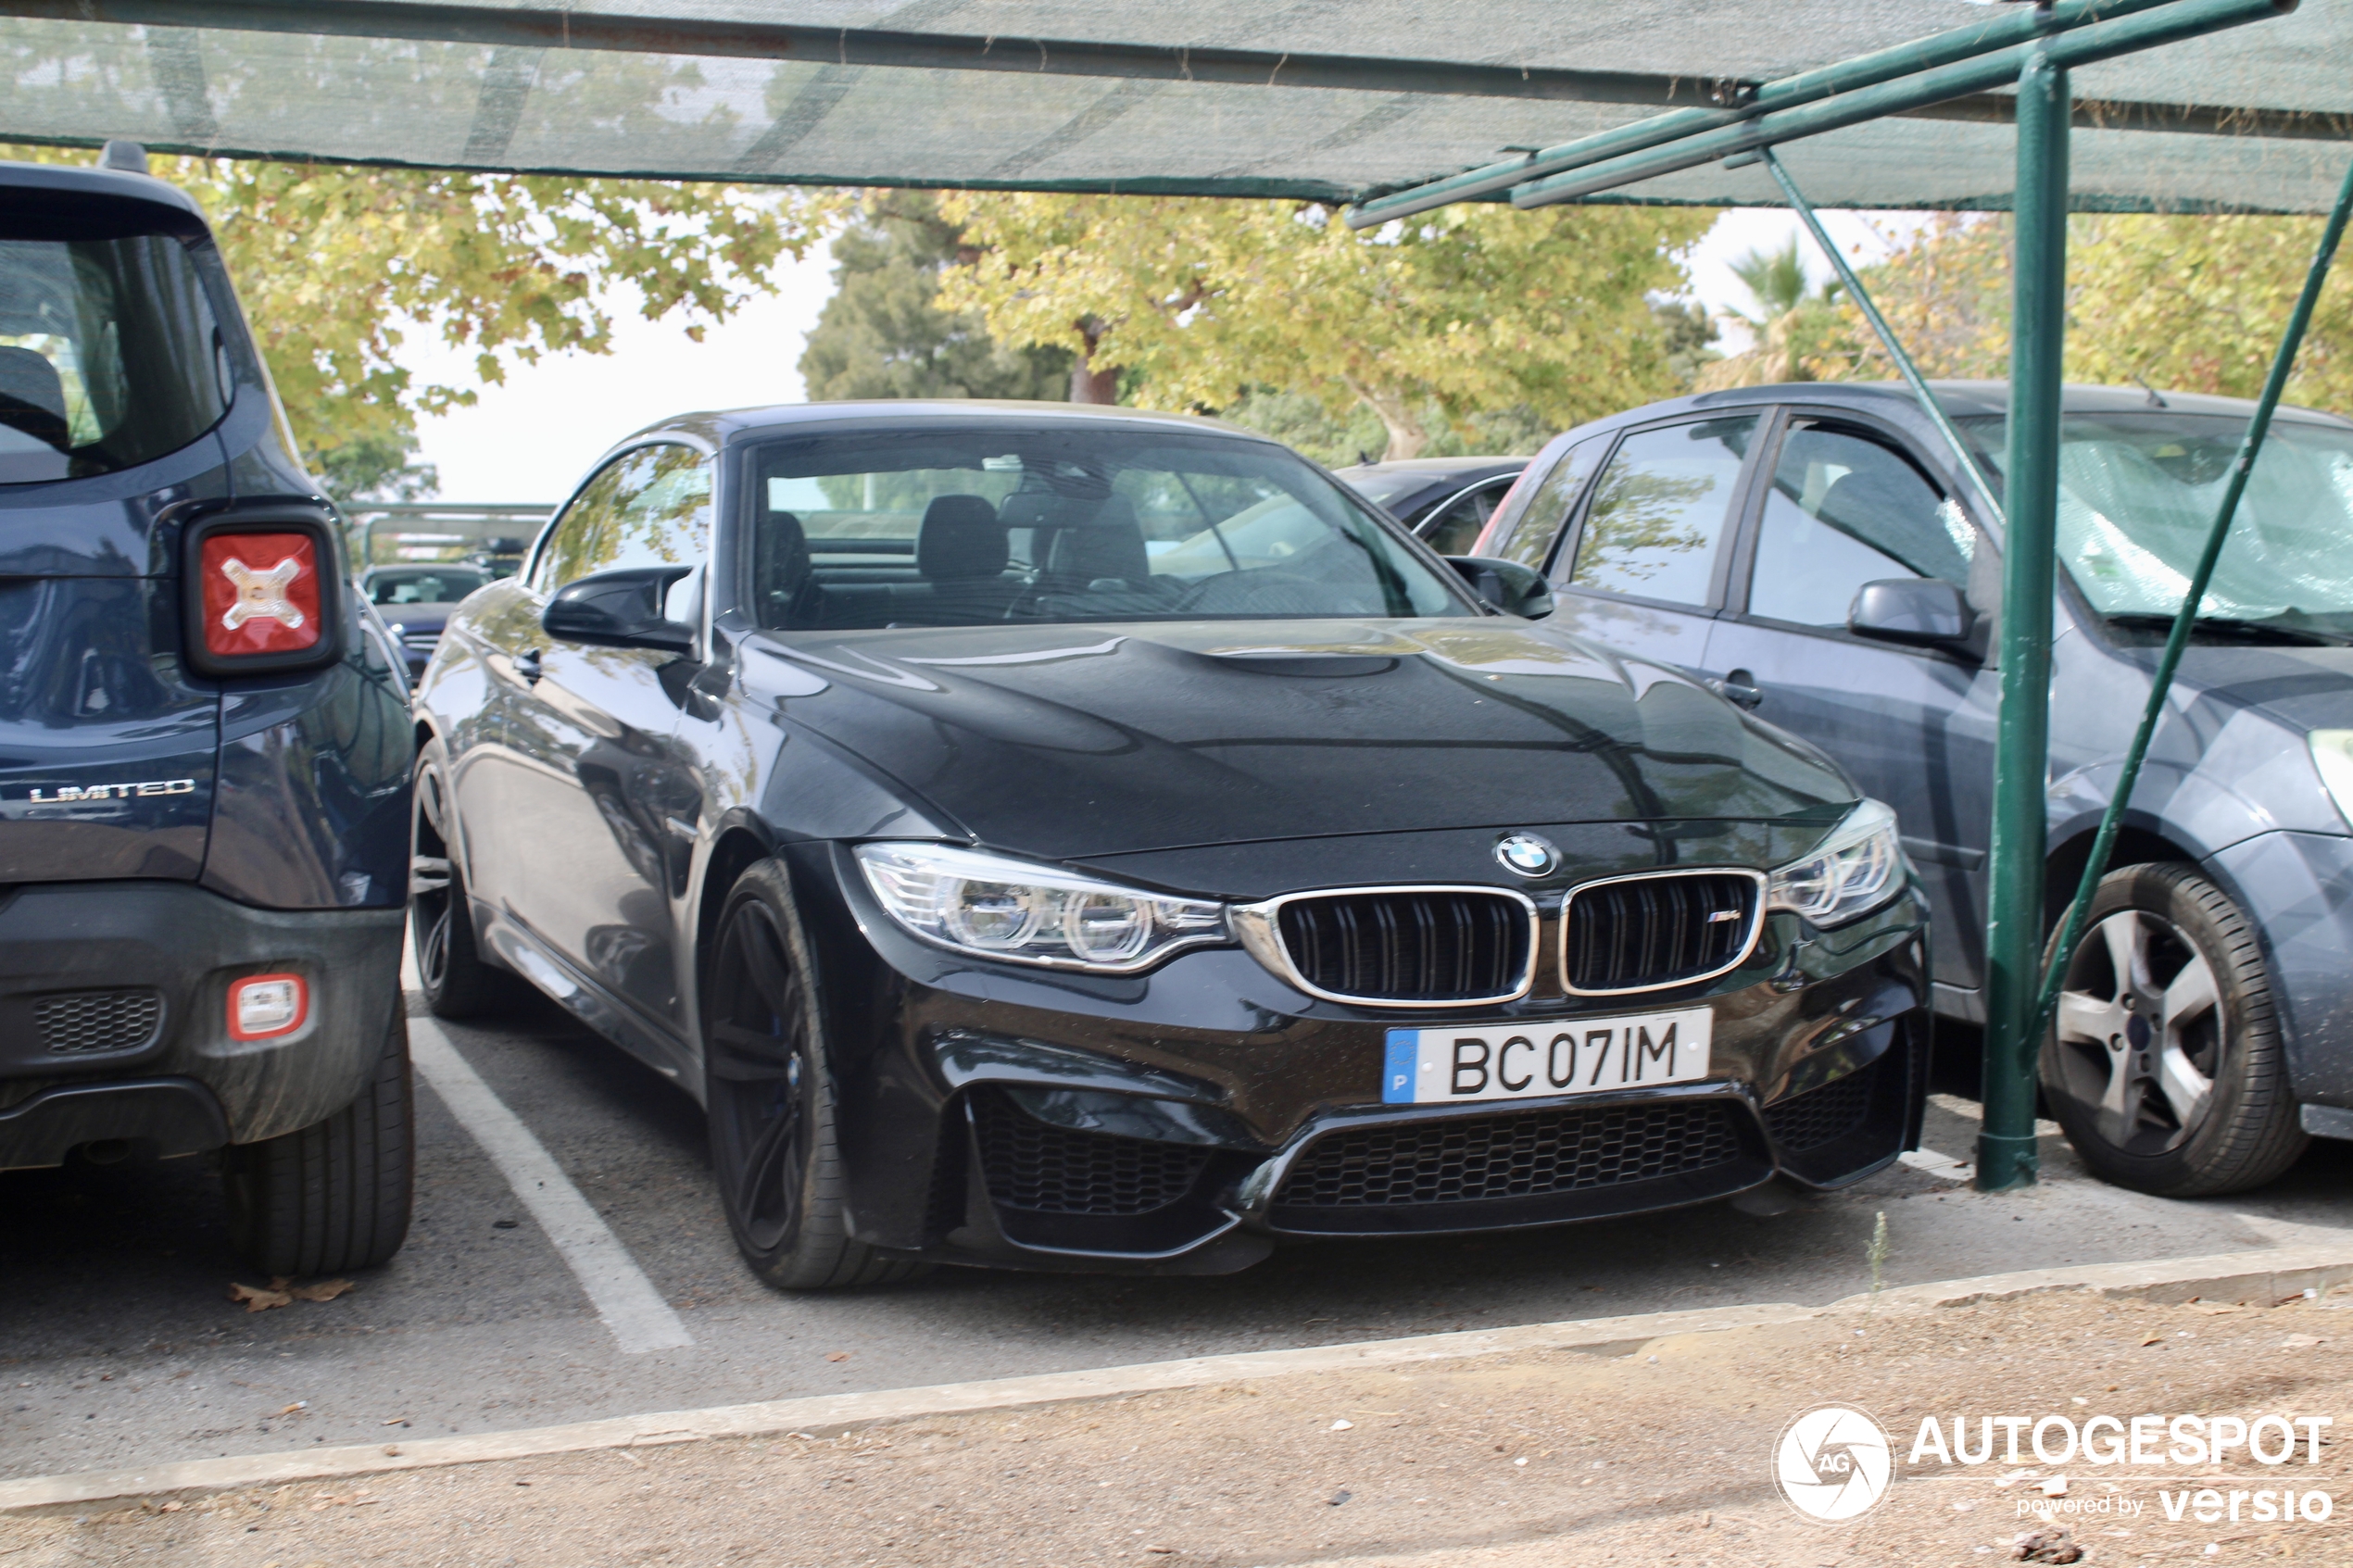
(1774, 1403, 1893, 1523)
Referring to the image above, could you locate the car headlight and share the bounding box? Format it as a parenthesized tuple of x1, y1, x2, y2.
(1767, 799, 1906, 928)
(2309, 731, 2353, 829)
(854, 843, 1228, 972)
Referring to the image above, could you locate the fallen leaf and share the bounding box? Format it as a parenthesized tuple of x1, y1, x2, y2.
(230, 1282, 292, 1312)
(287, 1280, 354, 1303)
(1328, 1419, 1353, 1431)
(1143, 1549, 1176, 1557)
(2187, 1302, 2245, 1315)
(2141, 1334, 2164, 1347)
(2282, 1334, 2323, 1348)
(825, 1351, 852, 1363)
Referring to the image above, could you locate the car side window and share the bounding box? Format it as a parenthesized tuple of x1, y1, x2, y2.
(1564, 416, 1759, 607)
(1420, 479, 1510, 558)
(1481, 435, 1605, 571)
(1745, 421, 1975, 628)
(530, 445, 711, 593)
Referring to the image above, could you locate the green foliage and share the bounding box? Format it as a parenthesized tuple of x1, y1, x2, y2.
(315, 432, 438, 505)
(937, 194, 1712, 460)
(799, 194, 1073, 403)
(5, 144, 840, 473)
(1652, 299, 1721, 389)
(1809, 213, 2353, 414)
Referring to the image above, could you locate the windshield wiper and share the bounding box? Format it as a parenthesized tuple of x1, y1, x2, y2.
(2105, 612, 2350, 647)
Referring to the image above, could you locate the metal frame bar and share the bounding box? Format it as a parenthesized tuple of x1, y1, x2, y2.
(1505, 0, 2292, 211)
(0, 0, 1743, 107)
(1347, 0, 2175, 228)
(1758, 146, 2004, 519)
(2029, 154, 2353, 1047)
(1978, 47, 2074, 1193)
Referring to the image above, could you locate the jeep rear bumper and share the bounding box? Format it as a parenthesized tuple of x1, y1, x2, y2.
(0, 882, 403, 1168)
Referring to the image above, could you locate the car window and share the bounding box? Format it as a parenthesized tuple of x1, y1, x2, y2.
(1564, 416, 1758, 607)
(749, 425, 1472, 630)
(1745, 422, 1975, 627)
(1420, 479, 1510, 558)
(532, 445, 711, 592)
(1481, 434, 1607, 571)
(0, 230, 228, 485)
(364, 568, 489, 607)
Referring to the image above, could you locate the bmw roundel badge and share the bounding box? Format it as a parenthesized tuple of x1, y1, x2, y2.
(1494, 833, 1559, 878)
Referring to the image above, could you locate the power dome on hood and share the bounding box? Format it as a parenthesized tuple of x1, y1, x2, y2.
(749, 620, 1853, 859)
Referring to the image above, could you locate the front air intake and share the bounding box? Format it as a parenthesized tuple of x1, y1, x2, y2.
(1259, 887, 1534, 1006)
(1561, 870, 1763, 995)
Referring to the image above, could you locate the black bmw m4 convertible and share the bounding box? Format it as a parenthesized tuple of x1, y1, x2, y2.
(410, 401, 1930, 1286)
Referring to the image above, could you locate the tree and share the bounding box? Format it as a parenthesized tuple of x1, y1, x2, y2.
(315, 433, 439, 505)
(799, 194, 1071, 403)
(1807, 212, 2352, 413)
(7, 144, 840, 476)
(936, 194, 1712, 460)
(1693, 234, 1849, 391)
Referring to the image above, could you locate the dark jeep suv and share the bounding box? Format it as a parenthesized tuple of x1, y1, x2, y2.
(0, 148, 416, 1273)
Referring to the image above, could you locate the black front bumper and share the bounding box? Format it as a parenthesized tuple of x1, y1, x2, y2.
(801, 843, 1931, 1277)
(0, 881, 404, 1169)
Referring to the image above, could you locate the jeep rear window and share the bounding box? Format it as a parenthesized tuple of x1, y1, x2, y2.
(0, 232, 228, 485)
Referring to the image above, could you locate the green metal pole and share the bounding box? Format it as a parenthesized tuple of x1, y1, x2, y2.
(2030, 151, 2353, 1045)
(1506, 0, 2291, 211)
(1344, 0, 2181, 229)
(1979, 46, 2071, 1194)
(1760, 146, 2005, 520)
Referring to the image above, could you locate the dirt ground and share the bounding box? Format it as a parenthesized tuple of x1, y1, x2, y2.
(6, 1286, 2352, 1567)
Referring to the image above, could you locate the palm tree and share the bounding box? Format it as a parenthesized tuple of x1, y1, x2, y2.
(1694, 235, 1846, 392)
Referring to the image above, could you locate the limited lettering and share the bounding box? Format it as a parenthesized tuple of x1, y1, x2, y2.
(25, 778, 195, 804)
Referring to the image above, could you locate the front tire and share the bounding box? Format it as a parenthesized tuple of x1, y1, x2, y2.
(2040, 862, 2306, 1197)
(222, 1006, 417, 1275)
(703, 859, 922, 1290)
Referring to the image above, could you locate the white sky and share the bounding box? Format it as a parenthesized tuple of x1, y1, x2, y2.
(401, 207, 1931, 502)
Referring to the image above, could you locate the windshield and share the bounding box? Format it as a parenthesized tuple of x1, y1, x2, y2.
(0, 231, 228, 485)
(365, 567, 489, 606)
(750, 426, 1472, 631)
(1338, 469, 1441, 508)
(1961, 412, 2353, 636)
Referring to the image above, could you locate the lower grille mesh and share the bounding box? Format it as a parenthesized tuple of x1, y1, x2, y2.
(1564, 872, 1757, 992)
(35, 990, 163, 1056)
(1275, 1100, 1743, 1210)
(971, 1092, 1210, 1217)
(1762, 1060, 1880, 1153)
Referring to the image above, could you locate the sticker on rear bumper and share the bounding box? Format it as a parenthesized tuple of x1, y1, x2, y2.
(1382, 1009, 1714, 1105)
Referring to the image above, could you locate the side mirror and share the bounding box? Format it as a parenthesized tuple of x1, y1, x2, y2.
(1447, 556, 1554, 621)
(542, 565, 697, 653)
(1850, 578, 1974, 650)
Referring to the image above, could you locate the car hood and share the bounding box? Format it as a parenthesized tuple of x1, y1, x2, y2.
(746, 620, 1852, 860)
(2172, 644, 2353, 732)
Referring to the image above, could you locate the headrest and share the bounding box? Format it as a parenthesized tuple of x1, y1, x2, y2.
(763, 508, 812, 589)
(0, 347, 69, 445)
(1814, 467, 1934, 534)
(917, 494, 1009, 580)
(1043, 495, 1150, 585)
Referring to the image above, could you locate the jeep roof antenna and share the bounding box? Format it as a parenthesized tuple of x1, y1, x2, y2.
(98, 139, 149, 175)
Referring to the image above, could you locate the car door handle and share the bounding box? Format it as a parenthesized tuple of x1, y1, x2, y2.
(515, 647, 543, 686)
(1706, 669, 1763, 710)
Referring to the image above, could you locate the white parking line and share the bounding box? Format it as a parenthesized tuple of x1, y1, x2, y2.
(407, 1017, 694, 1355)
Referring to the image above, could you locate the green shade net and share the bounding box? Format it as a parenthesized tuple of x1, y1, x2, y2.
(0, 0, 2345, 208)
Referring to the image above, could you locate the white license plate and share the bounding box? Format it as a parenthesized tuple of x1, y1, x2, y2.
(1380, 1009, 1714, 1106)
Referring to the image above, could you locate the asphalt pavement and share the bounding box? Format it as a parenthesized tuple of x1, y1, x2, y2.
(6, 970, 2352, 1484)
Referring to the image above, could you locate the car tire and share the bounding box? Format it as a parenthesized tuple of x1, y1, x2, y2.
(2040, 862, 2307, 1197)
(221, 1005, 417, 1275)
(411, 741, 516, 1020)
(703, 859, 924, 1290)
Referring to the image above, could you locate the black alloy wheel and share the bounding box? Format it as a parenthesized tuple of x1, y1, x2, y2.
(410, 742, 514, 1019)
(703, 859, 922, 1289)
(2040, 862, 2305, 1197)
